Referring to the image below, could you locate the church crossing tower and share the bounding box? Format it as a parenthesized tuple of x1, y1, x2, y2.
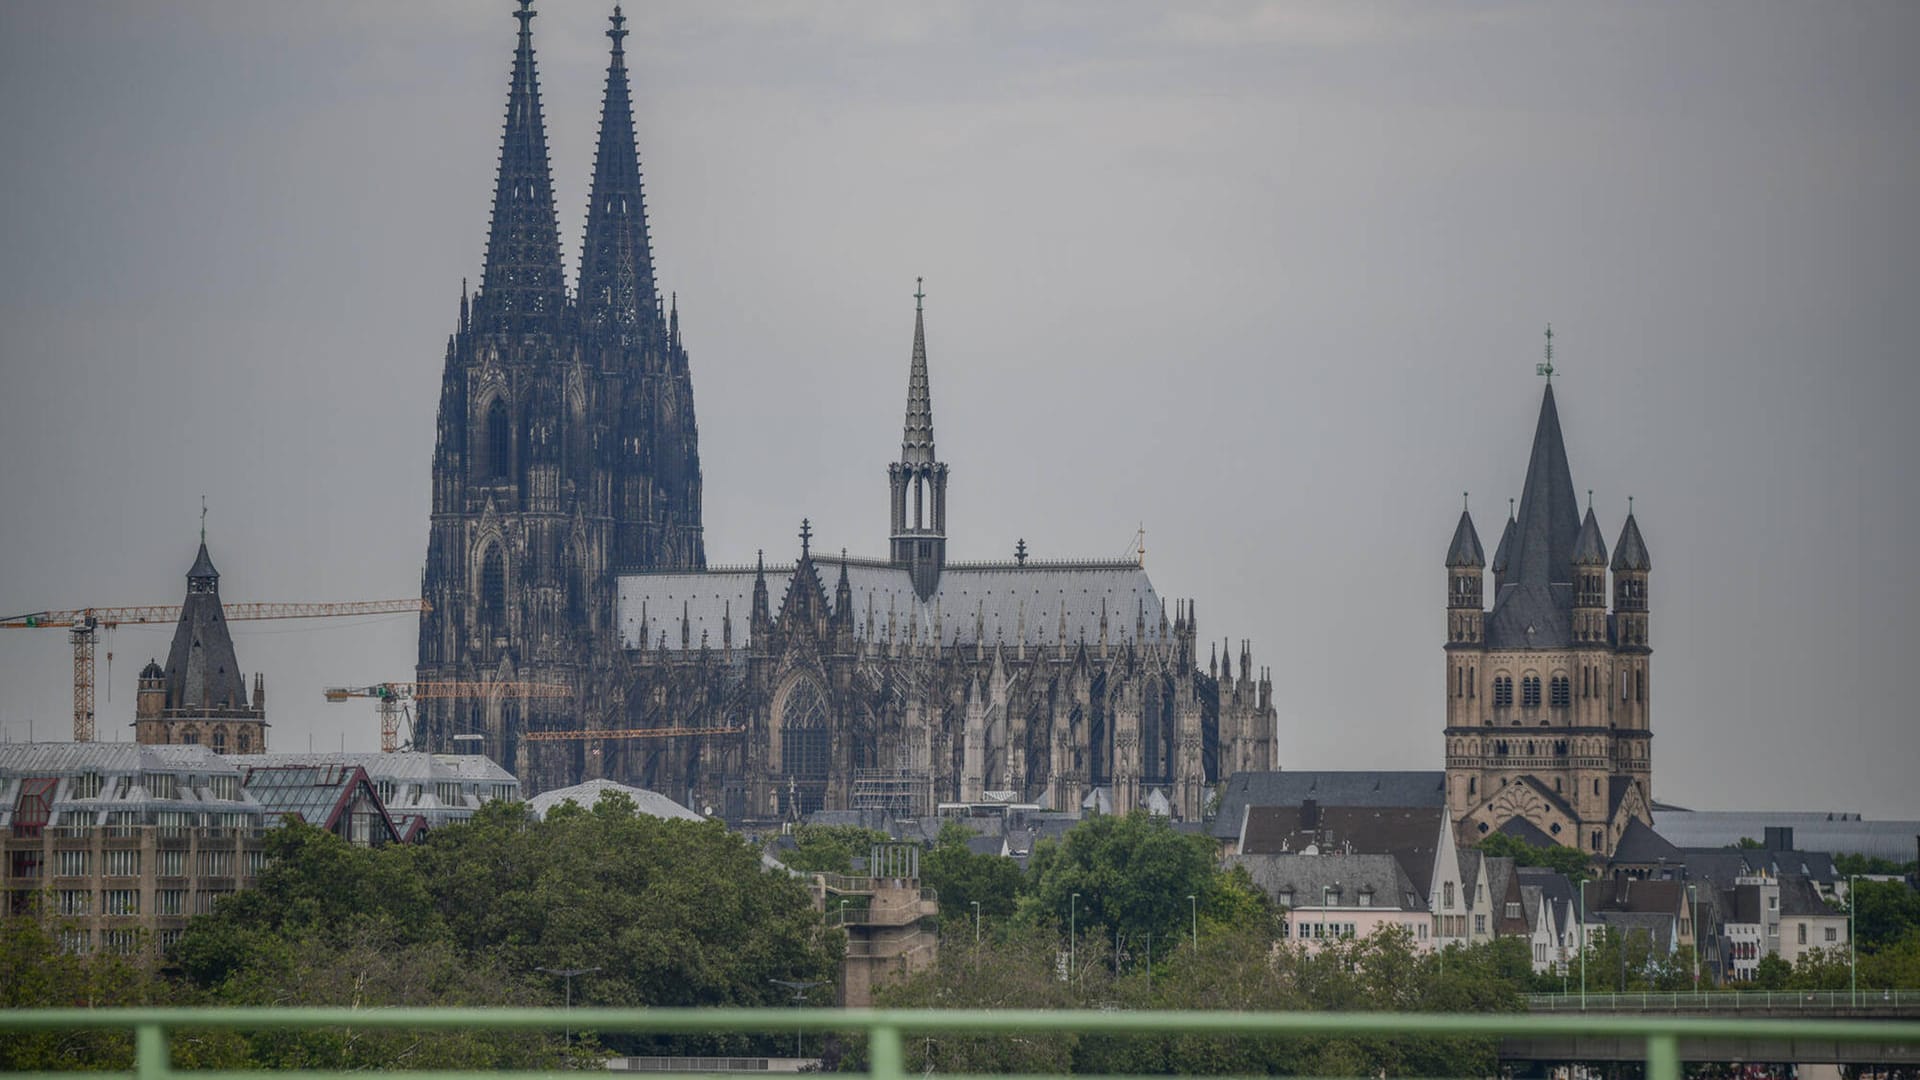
(1443, 336, 1654, 858)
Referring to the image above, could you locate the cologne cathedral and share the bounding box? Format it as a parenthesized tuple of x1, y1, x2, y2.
(1441, 346, 1655, 856)
(417, 3, 1277, 820)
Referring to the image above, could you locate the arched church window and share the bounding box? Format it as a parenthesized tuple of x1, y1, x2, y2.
(212, 728, 227, 754)
(237, 730, 251, 753)
(1522, 675, 1541, 708)
(1493, 676, 1513, 708)
(780, 678, 830, 781)
(481, 545, 506, 622)
(484, 398, 510, 480)
(1550, 676, 1570, 708)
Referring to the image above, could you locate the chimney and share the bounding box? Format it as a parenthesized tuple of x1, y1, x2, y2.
(1764, 826, 1793, 852)
(1301, 798, 1320, 831)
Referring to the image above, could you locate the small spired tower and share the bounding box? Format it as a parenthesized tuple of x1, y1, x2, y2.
(133, 540, 268, 755)
(888, 279, 949, 600)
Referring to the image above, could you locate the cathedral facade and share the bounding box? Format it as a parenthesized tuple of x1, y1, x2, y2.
(416, 3, 1276, 818)
(1442, 366, 1654, 857)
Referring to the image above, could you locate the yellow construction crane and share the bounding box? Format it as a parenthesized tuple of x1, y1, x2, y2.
(323, 681, 573, 753)
(520, 724, 745, 743)
(2, 599, 430, 743)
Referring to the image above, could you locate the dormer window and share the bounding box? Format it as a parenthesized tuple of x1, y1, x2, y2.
(1358, 889, 1374, 908)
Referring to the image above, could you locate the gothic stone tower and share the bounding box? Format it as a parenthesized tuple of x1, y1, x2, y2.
(416, 3, 703, 789)
(133, 542, 268, 755)
(1443, 361, 1653, 859)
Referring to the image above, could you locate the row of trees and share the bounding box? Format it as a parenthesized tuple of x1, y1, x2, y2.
(3, 793, 840, 1071)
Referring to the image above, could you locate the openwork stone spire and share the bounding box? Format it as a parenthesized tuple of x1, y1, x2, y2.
(478, 0, 566, 335)
(578, 4, 658, 335)
(901, 277, 936, 466)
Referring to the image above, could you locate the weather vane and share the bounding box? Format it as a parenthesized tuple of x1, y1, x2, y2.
(914, 276, 925, 312)
(798, 518, 812, 557)
(200, 495, 208, 544)
(1536, 324, 1556, 384)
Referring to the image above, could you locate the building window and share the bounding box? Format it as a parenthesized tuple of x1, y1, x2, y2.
(209, 775, 239, 800)
(1444, 882, 1455, 909)
(480, 545, 506, 622)
(105, 890, 140, 916)
(1278, 890, 1294, 909)
(56, 850, 91, 877)
(211, 728, 227, 754)
(1826, 926, 1838, 943)
(484, 397, 510, 479)
(1522, 676, 1542, 707)
(236, 730, 251, 752)
(1358, 891, 1373, 907)
(1550, 676, 1570, 707)
(1797, 924, 1807, 945)
(146, 773, 178, 799)
(105, 850, 140, 877)
(1475, 914, 1487, 935)
(1506, 902, 1522, 920)
(58, 890, 92, 916)
(1494, 677, 1513, 708)
(156, 890, 185, 916)
(71, 772, 104, 799)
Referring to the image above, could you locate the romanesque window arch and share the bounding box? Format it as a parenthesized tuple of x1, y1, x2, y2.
(1521, 674, 1542, 708)
(1493, 676, 1513, 708)
(484, 397, 510, 480)
(1550, 675, 1570, 708)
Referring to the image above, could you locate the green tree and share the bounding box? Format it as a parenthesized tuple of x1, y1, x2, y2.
(1022, 812, 1253, 952)
(919, 821, 1025, 924)
(1848, 878, 1920, 952)
(1834, 853, 1918, 877)
(775, 823, 890, 874)
(1751, 952, 1792, 989)
(1473, 833, 1594, 882)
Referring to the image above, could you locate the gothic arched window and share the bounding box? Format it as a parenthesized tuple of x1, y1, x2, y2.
(1522, 675, 1542, 708)
(481, 545, 506, 622)
(780, 678, 830, 781)
(484, 398, 510, 480)
(211, 727, 227, 754)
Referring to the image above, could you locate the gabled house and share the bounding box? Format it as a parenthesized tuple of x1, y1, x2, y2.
(240, 764, 399, 847)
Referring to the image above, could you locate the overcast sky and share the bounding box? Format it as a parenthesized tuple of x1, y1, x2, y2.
(1, 2, 1914, 817)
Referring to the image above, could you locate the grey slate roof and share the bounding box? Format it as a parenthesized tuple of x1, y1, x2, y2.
(1230, 852, 1428, 912)
(1241, 803, 1448, 899)
(618, 558, 1166, 653)
(1778, 874, 1842, 918)
(0, 741, 264, 828)
(1573, 508, 1609, 565)
(1592, 910, 1676, 954)
(1612, 513, 1651, 572)
(1487, 385, 1583, 649)
(1446, 510, 1486, 568)
(1611, 818, 1683, 865)
(1213, 770, 1446, 839)
(1497, 816, 1558, 849)
(1491, 513, 1516, 580)
(163, 542, 252, 712)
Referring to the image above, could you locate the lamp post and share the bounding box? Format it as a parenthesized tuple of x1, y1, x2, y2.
(1578, 880, 1587, 1010)
(1070, 893, 1080, 985)
(1187, 894, 1198, 954)
(1849, 874, 1861, 1008)
(1687, 883, 1700, 991)
(535, 965, 600, 1051)
(972, 900, 981, 946)
(769, 978, 823, 1058)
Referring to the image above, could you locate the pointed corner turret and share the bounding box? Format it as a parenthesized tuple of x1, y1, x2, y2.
(186, 541, 219, 589)
(1446, 497, 1486, 569)
(1612, 504, 1651, 572)
(1573, 504, 1609, 566)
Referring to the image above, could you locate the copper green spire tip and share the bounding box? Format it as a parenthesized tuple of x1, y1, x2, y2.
(1536, 323, 1556, 384)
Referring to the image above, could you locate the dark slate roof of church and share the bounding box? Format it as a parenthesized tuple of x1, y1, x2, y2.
(618, 557, 1166, 653)
(1573, 507, 1609, 566)
(1611, 818, 1683, 865)
(1497, 816, 1559, 849)
(1491, 514, 1516, 576)
(1212, 770, 1446, 839)
(1446, 509, 1485, 568)
(1778, 874, 1841, 917)
(163, 543, 251, 713)
(1612, 512, 1651, 571)
(1487, 385, 1582, 649)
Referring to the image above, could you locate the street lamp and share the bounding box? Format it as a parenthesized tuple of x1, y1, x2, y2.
(1687, 883, 1700, 991)
(1187, 894, 1198, 954)
(1849, 873, 1861, 1007)
(535, 965, 600, 1050)
(1577, 879, 1587, 1010)
(972, 900, 982, 945)
(769, 978, 823, 1058)
(1070, 893, 1080, 984)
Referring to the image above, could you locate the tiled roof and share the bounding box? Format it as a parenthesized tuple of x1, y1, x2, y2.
(1230, 852, 1428, 912)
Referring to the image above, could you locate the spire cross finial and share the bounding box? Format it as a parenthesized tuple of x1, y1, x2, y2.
(1508, 497, 1516, 520)
(914, 276, 925, 312)
(200, 495, 208, 544)
(799, 518, 812, 556)
(607, 5, 627, 52)
(1462, 491, 1469, 511)
(514, 0, 535, 37)
(1588, 488, 1594, 511)
(1628, 495, 1635, 515)
(1015, 538, 1028, 565)
(1536, 323, 1556, 384)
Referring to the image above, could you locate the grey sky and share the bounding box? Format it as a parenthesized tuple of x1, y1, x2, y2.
(1, 2, 1914, 816)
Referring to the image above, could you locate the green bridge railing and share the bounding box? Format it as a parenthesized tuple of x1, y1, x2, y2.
(4, 1006, 1920, 1080)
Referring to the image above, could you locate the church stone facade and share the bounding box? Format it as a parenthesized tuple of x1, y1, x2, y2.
(415, 3, 1276, 819)
(1442, 376, 1653, 857)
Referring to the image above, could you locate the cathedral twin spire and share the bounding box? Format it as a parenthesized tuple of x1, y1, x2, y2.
(477, 2, 658, 337)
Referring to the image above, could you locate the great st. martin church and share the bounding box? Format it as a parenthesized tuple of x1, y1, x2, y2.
(416, 3, 1278, 818)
